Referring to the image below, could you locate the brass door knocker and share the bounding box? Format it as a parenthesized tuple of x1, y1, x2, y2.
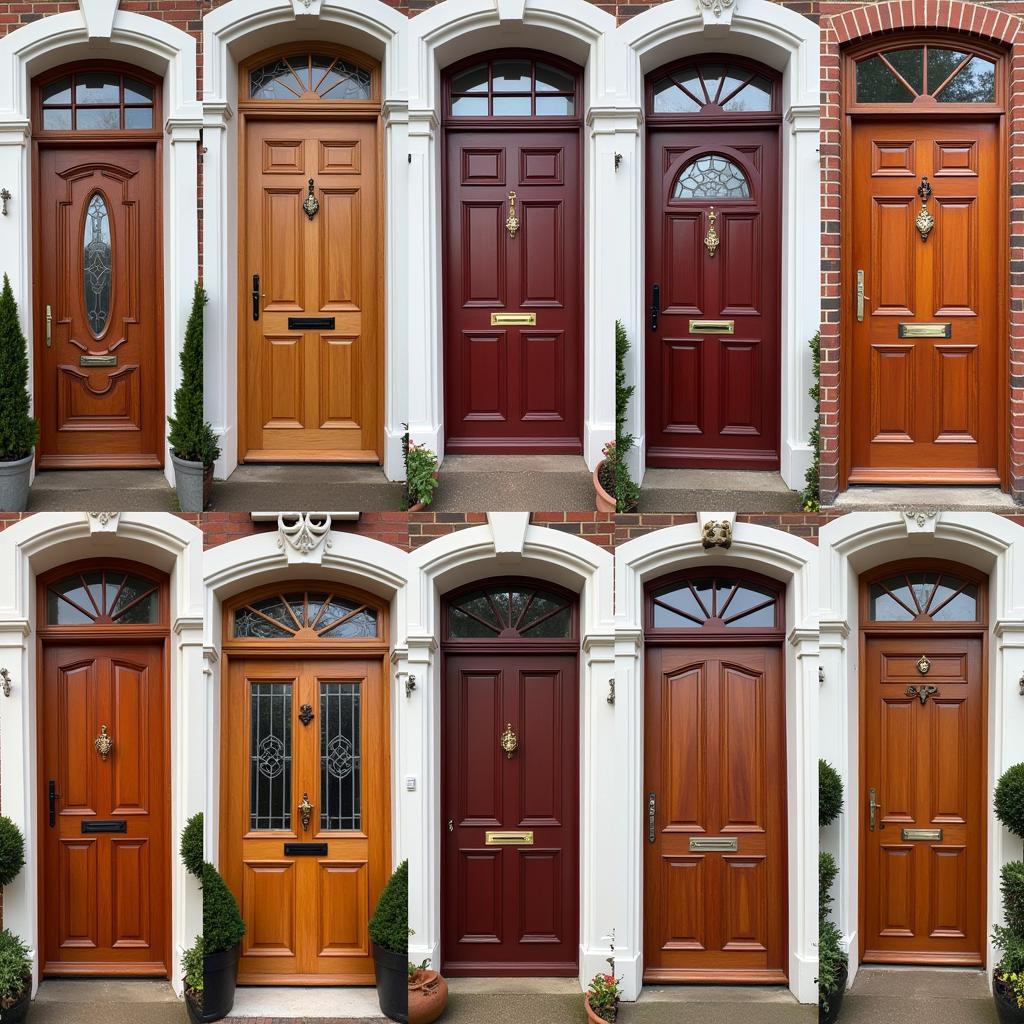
(299, 704, 314, 727)
(906, 684, 938, 705)
(303, 179, 320, 221)
(94, 725, 113, 761)
(500, 723, 518, 759)
(915, 177, 934, 241)
(916, 654, 932, 675)
(703, 206, 720, 257)
(299, 793, 313, 832)
(506, 191, 520, 239)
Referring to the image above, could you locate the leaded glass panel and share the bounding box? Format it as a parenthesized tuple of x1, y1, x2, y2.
(321, 682, 361, 831)
(250, 683, 293, 831)
(446, 584, 574, 639)
(249, 53, 372, 101)
(674, 155, 750, 200)
(84, 194, 112, 335)
(232, 590, 380, 640)
(651, 576, 780, 630)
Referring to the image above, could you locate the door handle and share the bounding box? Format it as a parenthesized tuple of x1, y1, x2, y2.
(647, 792, 656, 844)
(869, 787, 882, 832)
(45, 304, 52, 347)
(856, 270, 868, 322)
(447, 820, 454, 833)
(48, 780, 58, 827)
(252, 275, 261, 322)
(650, 284, 661, 332)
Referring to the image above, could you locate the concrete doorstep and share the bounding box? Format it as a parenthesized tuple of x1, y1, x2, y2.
(31, 979, 182, 1024)
(430, 455, 595, 512)
(639, 468, 803, 513)
(839, 967, 996, 1024)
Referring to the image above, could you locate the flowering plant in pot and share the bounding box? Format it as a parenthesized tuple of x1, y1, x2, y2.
(818, 760, 847, 1024)
(202, 861, 245, 1023)
(369, 860, 408, 1023)
(402, 432, 439, 512)
(0, 816, 30, 1022)
(182, 935, 204, 1024)
(0, 274, 40, 513)
(993, 764, 1024, 1023)
(585, 942, 622, 1023)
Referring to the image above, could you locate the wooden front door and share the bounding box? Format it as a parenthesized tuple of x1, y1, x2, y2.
(240, 48, 382, 463)
(443, 54, 583, 454)
(645, 60, 781, 469)
(35, 65, 164, 468)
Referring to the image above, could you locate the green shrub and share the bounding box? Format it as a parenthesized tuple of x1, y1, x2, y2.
(182, 934, 204, 995)
(1003, 861, 1024, 937)
(202, 862, 246, 955)
(405, 440, 439, 509)
(369, 860, 408, 955)
(817, 918, 846, 1013)
(180, 812, 203, 880)
(996, 764, 1024, 841)
(995, 921, 1024, 976)
(819, 760, 844, 829)
(0, 274, 39, 461)
(0, 929, 30, 1003)
(611, 320, 640, 514)
(819, 851, 839, 915)
(801, 332, 820, 512)
(168, 284, 220, 466)
(0, 817, 25, 889)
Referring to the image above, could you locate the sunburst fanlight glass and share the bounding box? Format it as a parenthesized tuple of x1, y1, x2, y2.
(250, 682, 292, 831)
(447, 584, 573, 639)
(47, 569, 159, 625)
(855, 46, 995, 103)
(83, 194, 112, 336)
(249, 53, 371, 100)
(674, 154, 751, 199)
(651, 576, 779, 629)
(868, 571, 979, 622)
(652, 63, 773, 114)
(233, 590, 379, 640)
(321, 682, 361, 831)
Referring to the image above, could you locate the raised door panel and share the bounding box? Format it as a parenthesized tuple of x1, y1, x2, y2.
(520, 333, 565, 424)
(243, 862, 297, 958)
(720, 857, 768, 952)
(110, 839, 151, 948)
(871, 200, 916, 316)
(58, 661, 99, 814)
(664, 215, 704, 313)
(932, 346, 978, 443)
(719, 664, 765, 832)
(519, 202, 563, 306)
(458, 669, 504, 826)
(59, 840, 99, 950)
(319, 189, 361, 312)
(664, 665, 707, 831)
(457, 850, 503, 943)
(318, 861, 368, 956)
(111, 659, 150, 815)
(661, 341, 705, 437)
(263, 189, 306, 310)
(662, 857, 707, 951)
(461, 204, 506, 306)
(518, 669, 563, 825)
(518, 849, 562, 943)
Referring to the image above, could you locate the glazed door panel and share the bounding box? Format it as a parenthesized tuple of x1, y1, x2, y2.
(243, 120, 381, 462)
(223, 658, 389, 984)
(646, 129, 781, 469)
(849, 121, 999, 483)
(862, 636, 985, 964)
(41, 642, 168, 975)
(442, 653, 579, 975)
(643, 645, 787, 982)
(36, 146, 162, 468)
(444, 131, 582, 453)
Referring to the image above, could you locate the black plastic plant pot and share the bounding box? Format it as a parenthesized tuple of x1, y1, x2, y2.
(202, 943, 240, 1023)
(0, 984, 30, 1024)
(372, 941, 409, 1024)
(819, 961, 848, 1024)
(185, 992, 203, 1024)
(995, 973, 1024, 1024)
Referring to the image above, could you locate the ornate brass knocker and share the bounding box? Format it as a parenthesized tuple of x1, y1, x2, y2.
(302, 179, 320, 221)
(506, 192, 520, 239)
(916, 654, 932, 676)
(500, 723, 518, 759)
(915, 177, 934, 242)
(906, 684, 938, 705)
(703, 206, 720, 257)
(299, 793, 313, 832)
(94, 725, 113, 761)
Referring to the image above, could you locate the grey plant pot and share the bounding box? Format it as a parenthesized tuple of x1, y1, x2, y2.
(171, 450, 205, 513)
(0, 452, 33, 513)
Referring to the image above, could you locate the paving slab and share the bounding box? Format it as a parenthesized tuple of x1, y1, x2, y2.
(27, 470, 175, 511)
(209, 465, 402, 512)
(431, 455, 594, 512)
(840, 967, 995, 1024)
(32, 979, 183, 1023)
(831, 486, 1019, 512)
(228, 985, 383, 1020)
(639, 469, 803, 513)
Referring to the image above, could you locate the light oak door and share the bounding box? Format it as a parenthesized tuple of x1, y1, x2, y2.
(223, 658, 389, 984)
(862, 636, 985, 964)
(41, 642, 168, 976)
(243, 119, 381, 462)
(643, 645, 787, 983)
(849, 120, 999, 483)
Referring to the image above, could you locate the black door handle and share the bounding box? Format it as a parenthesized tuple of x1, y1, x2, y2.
(48, 780, 58, 827)
(650, 283, 661, 332)
(252, 274, 261, 322)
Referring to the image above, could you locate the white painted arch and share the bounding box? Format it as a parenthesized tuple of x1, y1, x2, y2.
(0, 512, 204, 997)
(616, 517, 820, 1002)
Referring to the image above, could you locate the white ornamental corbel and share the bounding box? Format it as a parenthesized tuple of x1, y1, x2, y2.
(898, 508, 939, 534)
(697, 0, 736, 30)
(88, 512, 120, 534)
(291, 0, 323, 15)
(277, 513, 332, 563)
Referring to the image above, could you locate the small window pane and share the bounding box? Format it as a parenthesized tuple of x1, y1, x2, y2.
(674, 154, 750, 200)
(319, 61, 371, 100)
(536, 63, 575, 93)
(884, 48, 924, 94)
(931, 581, 979, 621)
(42, 108, 72, 130)
(321, 609, 378, 639)
(83, 194, 112, 336)
(536, 95, 573, 116)
(521, 606, 572, 637)
(493, 95, 531, 116)
(451, 95, 487, 116)
(869, 585, 915, 621)
(937, 55, 995, 102)
(927, 48, 969, 93)
(722, 582, 777, 625)
(42, 77, 72, 105)
(653, 78, 701, 113)
(76, 72, 119, 105)
(492, 60, 532, 92)
(250, 683, 292, 831)
(650, 576, 779, 630)
(77, 107, 120, 130)
(235, 606, 291, 639)
(124, 78, 153, 104)
(250, 58, 302, 99)
(856, 55, 914, 102)
(699, 64, 726, 102)
(111, 576, 158, 623)
(722, 75, 772, 112)
(321, 682, 361, 832)
(717, 68, 750, 103)
(124, 107, 152, 130)
(47, 579, 94, 624)
(451, 64, 489, 94)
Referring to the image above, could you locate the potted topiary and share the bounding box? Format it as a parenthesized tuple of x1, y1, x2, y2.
(180, 812, 203, 880)
(0, 274, 40, 512)
(993, 764, 1024, 1022)
(595, 321, 639, 513)
(0, 816, 30, 1021)
(182, 934, 203, 1024)
(369, 860, 408, 1023)
(168, 284, 220, 512)
(818, 760, 847, 1024)
(202, 862, 245, 1023)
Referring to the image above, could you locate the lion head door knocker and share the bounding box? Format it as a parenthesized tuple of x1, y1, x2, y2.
(506, 192, 520, 239)
(916, 654, 932, 676)
(299, 703, 314, 726)
(500, 723, 519, 759)
(94, 725, 113, 761)
(703, 206, 720, 257)
(299, 793, 313, 832)
(915, 177, 935, 242)
(302, 179, 320, 221)
(906, 684, 938, 705)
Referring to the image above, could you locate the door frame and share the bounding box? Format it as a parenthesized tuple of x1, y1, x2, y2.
(838, 33, 1009, 491)
(235, 42, 386, 467)
(34, 557, 172, 978)
(856, 557, 989, 967)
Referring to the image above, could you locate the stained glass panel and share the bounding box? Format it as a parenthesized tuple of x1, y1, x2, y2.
(83, 194, 112, 335)
(674, 155, 750, 200)
(321, 682, 361, 831)
(250, 683, 293, 831)
(232, 590, 380, 640)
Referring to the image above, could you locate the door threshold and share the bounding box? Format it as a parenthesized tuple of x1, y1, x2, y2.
(227, 985, 381, 1019)
(831, 484, 1017, 511)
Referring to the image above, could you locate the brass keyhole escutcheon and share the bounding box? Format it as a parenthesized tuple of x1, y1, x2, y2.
(703, 206, 720, 257)
(299, 793, 313, 832)
(500, 723, 518, 759)
(94, 725, 113, 761)
(506, 192, 520, 239)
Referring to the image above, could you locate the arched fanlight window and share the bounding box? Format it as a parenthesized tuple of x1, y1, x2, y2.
(648, 573, 782, 631)
(854, 44, 997, 104)
(233, 590, 380, 640)
(39, 69, 156, 130)
(867, 569, 980, 623)
(674, 154, 751, 200)
(447, 56, 578, 117)
(248, 52, 372, 101)
(650, 62, 776, 115)
(46, 568, 160, 625)
(446, 582, 575, 640)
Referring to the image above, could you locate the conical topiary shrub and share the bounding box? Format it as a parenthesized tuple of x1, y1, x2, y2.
(180, 812, 203, 880)
(0, 817, 25, 889)
(0, 275, 39, 463)
(369, 860, 408, 1023)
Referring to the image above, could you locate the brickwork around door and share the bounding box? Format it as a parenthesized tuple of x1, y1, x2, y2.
(201, 512, 412, 550)
(409, 512, 616, 550)
(381, 0, 818, 21)
(819, 0, 1024, 504)
(615, 513, 828, 544)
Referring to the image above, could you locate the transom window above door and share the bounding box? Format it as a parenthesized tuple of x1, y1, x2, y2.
(39, 69, 156, 130)
(232, 590, 381, 640)
(854, 44, 997, 104)
(674, 154, 751, 200)
(648, 573, 782, 631)
(446, 582, 575, 639)
(46, 568, 160, 625)
(867, 569, 980, 623)
(650, 62, 776, 115)
(448, 56, 578, 117)
(248, 51, 372, 101)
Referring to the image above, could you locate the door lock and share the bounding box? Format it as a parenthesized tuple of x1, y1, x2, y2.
(647, 792, 656, 844)
(447, 820, 454, 833)
(869, 787, 882, 832)
(252, 275, 262, 322)
(48, 780, 59, 828)
(650, 284, 661, 332)
(45, 304, 52, 347)
(856, 270, 867, 322)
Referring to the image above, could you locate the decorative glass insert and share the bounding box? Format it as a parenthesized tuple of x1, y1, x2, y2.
(250, 683, 293, 831)
(652, 63, 774, 114)
(84, 194, 112, 336)
(46, 569, 159, 625)
(651, 576, 780, 629)
(249, 52, 372, 101)
(674, 155, 751, 200)
(447, 583, 574, 639)
(321, 682, 362, 832)
(233, 590, 380, 640)
(868, 571, 979, 622)
(855, 46, 996, 104)
(449, 57, 576, 117)
(40, 71, 154, 130)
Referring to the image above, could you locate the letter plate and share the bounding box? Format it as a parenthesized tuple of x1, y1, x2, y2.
(689, 320, 735, 335)
(491, 313, 537, 326)
(898, 323, 952, 339)
(689, 837, 739, 852)
(485, 831, 534, 846)
(81, 820, 127, 834)
(284, 843, 328, 856)
(901, 828, 943, 842)
(287, 317, 335, 330)
(80, 355, 117, 368)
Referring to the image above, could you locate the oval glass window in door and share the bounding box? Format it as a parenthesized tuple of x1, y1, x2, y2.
(83, 193, 112, 336)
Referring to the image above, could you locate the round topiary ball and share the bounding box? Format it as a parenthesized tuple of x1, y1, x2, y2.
(996, 764, 1024, 840)
(819, 759, 844, 829)
(0, 817, 25, 888)
(180, 812, 203, 879)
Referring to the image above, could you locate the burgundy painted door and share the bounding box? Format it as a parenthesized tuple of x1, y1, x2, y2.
(444, 130, 582, 453)
(442, 653, 579, 975)
(646, 130, 780, 468)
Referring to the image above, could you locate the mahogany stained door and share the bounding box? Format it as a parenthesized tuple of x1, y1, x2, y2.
(443, 55, 583, 454)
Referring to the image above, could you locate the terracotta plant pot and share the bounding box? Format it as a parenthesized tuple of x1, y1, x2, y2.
(994, 972, 1024, 1024)
(408, 471, 440, 513)
(0, 982, 30, 1024)
(409, 968, 448, 1024)
(585, 993, 616, 1024)
(593, 460, 615, 513)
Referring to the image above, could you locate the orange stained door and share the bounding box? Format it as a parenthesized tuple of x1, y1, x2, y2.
(243, 119, 381, 463)
(643, 644, 787, 983)
(849, 119, 1000, 484)
(41, 642, 169, 976)
(222, 657, 390, 984)
(862, 635, 985, 964)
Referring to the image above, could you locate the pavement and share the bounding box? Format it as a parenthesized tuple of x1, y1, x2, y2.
(831, 485, 1020, 512)
(839, 966, 996, 1023)
(639, 468, 803, 512)
(430, 455, 595, 512)
(227, 985, 384, 1020)
(28, 470, 175, 511)
(31, 979, 183, 1023)
(209, 465, 402, 512)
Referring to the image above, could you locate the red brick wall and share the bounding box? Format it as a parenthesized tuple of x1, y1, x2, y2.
(616, 514, 826, 544)
(202, 512, 412, 550)
(384, 0, 817, 21)
(819, 0, 1024, 503)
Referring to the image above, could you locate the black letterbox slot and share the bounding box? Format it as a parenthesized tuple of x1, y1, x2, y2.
(287, 317, 335, 331)
(284, 843, 327, 857)
(82, 820, 127, 834)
